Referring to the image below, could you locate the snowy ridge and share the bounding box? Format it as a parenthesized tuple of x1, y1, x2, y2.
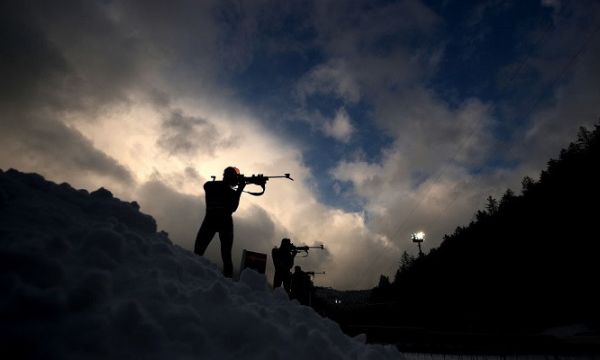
(0, 169, 401, 359)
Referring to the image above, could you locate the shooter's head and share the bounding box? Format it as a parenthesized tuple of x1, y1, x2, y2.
(280, 238, 291, 248)
(223, 166, 240, 186)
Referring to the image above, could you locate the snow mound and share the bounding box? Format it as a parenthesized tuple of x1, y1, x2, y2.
(0, 169, 401, 359)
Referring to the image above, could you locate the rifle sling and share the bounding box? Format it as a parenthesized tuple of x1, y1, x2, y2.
(243, 183, 266, 196)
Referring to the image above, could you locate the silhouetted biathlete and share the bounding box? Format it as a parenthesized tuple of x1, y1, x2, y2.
(272, 238, 297, 293)
(290, 266, 312, 305)
(194, 166, 245, 278)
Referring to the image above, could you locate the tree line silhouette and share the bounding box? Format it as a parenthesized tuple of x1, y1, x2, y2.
(315, 123, 600, 351)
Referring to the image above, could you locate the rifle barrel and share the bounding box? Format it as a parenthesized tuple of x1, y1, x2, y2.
(263, 174, 294, 181)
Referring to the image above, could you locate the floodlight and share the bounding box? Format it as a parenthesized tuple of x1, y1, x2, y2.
(411, 232, 425, 242)
(411, 231, 425, 256)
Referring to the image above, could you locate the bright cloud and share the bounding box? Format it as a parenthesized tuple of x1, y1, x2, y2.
(322, 108, 355, 142)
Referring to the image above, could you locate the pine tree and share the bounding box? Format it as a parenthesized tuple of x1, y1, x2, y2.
(501, 189, 515, 206)
(485, 195, 498, 215)
(377, 275, 391, 289)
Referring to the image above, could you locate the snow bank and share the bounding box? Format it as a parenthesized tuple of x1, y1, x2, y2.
(0, 169, 401, 359)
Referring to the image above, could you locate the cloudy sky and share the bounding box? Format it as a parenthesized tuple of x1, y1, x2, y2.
(1, 0, 599, 289)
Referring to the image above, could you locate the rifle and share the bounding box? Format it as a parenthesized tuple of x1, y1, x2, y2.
(291, 244, 325, 257)
(241, 173, 294, 196)
(306, 271, 326, 277)
(211, 173, 294, 196)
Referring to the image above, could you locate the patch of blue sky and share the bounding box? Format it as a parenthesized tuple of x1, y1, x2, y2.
(289, 99, 391, 211)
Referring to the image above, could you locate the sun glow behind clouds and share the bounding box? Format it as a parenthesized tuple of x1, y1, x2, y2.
(65, 96, 301, 195)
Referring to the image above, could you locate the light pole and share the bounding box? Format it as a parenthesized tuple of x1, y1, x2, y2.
(411, 232, 425, 257)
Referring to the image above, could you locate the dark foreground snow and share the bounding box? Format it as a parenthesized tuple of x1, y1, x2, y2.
(0, 169, 401, 359)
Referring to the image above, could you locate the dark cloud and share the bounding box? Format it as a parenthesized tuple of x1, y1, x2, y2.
(184, 166, 202, 181)
(157, 111, 222, 157)
(0, 1, 152, 114)
(214, 1, 316, 72)
(0, 1, 149, 187)
(490, 1, 600, 176)
(0, 112, 134, 186)
(0, 2, 69, 110)
(312, 0, 440, 57)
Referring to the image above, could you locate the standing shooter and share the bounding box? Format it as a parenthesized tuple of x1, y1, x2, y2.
(290, 266, 312, 305)
(272, 239, 325, 293)
(272, 238, 296, 293)
(194, 166, 245, 278)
